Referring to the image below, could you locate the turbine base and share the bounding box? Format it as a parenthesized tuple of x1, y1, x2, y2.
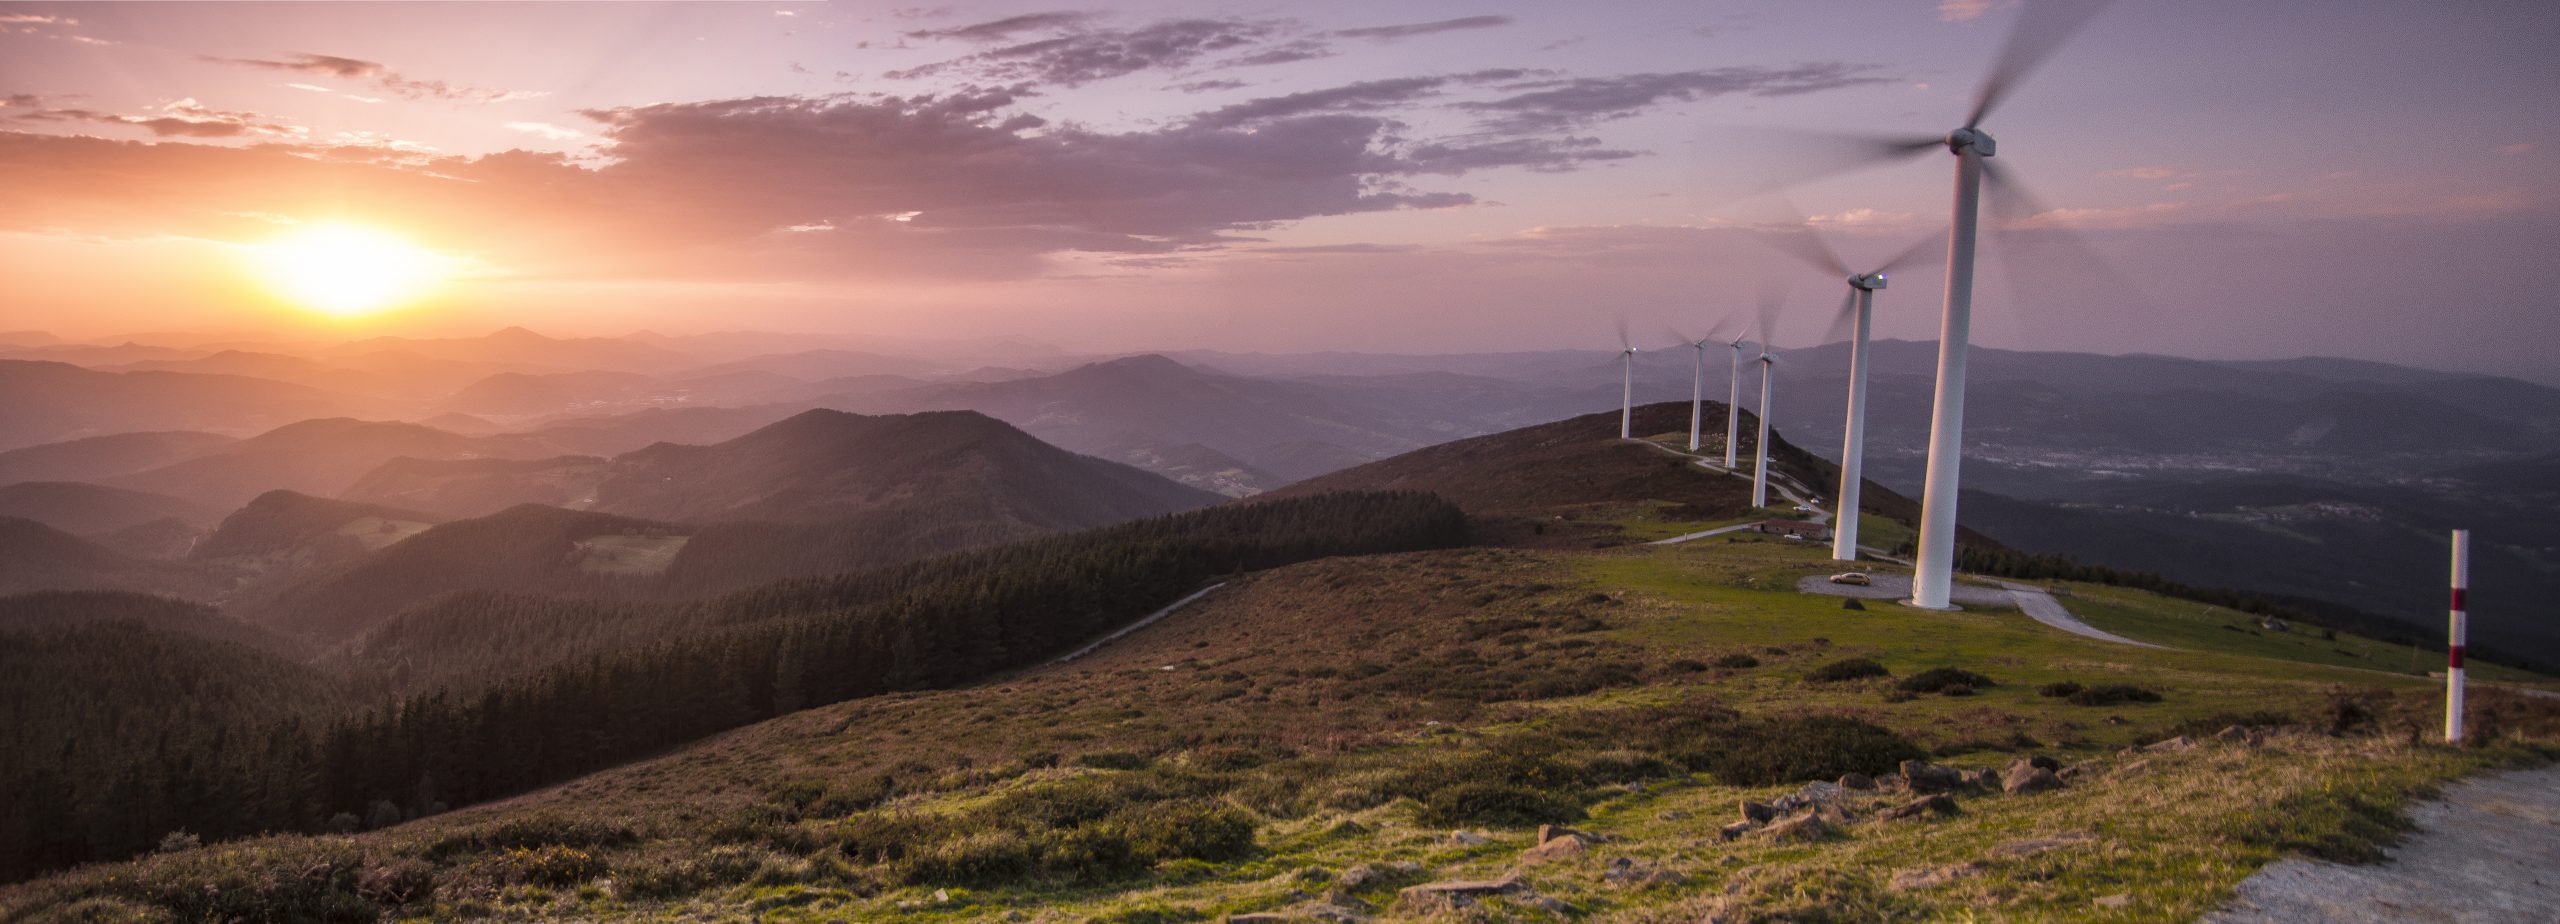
(1899, 598, 1962, 612)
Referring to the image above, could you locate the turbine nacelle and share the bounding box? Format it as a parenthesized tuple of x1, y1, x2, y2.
(1946, 127, 1996, 157)
(1849, 272, 1888, 291)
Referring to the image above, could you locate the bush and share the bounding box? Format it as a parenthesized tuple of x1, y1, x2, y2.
(2066, 684, 2163, 706)
(900, 830, 1037, 886)
(2037, 681, 2084, 698)
(1700, 716, 1925, 786)
(1075, 751, 1152, 771)
(1713, 653, 1762, 670)
(1897, 668, 1995, 695)
(1805, 658, 1890, 683)
(1418, 782, 1582, 827)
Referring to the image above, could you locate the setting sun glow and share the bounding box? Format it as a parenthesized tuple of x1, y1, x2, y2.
(251, 223, 447, 317)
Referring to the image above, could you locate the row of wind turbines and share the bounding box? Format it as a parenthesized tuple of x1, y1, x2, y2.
(1614, 0, 2114, 610)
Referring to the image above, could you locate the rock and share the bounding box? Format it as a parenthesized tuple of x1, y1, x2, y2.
(933, 889, 951, 903)
(1321, 890, 1373, 910)
(1789, 781, 1847, 808)
(2103, 715, 2129, 726)
(1900, 760, 1968, 794)
(2095, 893, 2132, 909)
(1843, 598, 1866, 611)
(1520, 834, 1588, 864)
(1226, 915, 1290, 923)
(1988, 832, 2097, 859)
(1880, 794, 1957, 821)
(1304, 905, 1372, 923)
(1887, 861, 1985, 891)
(2028, 754, 2062, 772)
(1718, 820, 1755, 841)
(1740, 800, 1777, 824)
(1759, 812, 1831, 844)
(1838, 772, 1876, 790)
(1399, 873, 1524, 900)
(1523, 894, 1577, 914)
(1963, 769, 2001, 791)
(1447, 830, 1491, 847)
(2143, 735, 2197, 752)
(1602, 857, 1690, 889)
(1657, 810, 1692, 821)
(2001, 762, 2065, 795)
(1337, 863, 1413, 890)
(2215, 725, 2262, 745)
(1536, 824, 1592, 845)
(2057, 763, 2093, 782)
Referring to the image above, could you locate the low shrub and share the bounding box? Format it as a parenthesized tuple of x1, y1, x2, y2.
(1805, 658, 1889, 683)
(1418, 782, 1582, 827)
(1897, 667, 1995, 695)
(2066, 684, 2163, 706)
(2036, 681, 2084, 698)
(1713, 652, 1762, 670)
(1699, 716, 1925, 786)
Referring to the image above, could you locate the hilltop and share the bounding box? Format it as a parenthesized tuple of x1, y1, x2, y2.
(6, 401, 2551, 921)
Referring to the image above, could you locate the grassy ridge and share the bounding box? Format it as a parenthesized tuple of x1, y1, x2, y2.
(9, 533, 2550, 922)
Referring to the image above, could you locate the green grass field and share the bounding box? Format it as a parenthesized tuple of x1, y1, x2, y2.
(10, 532, 2553, 923)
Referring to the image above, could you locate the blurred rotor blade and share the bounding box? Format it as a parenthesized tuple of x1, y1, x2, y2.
(1873, 228, 1952, 275)
(1966, 0, 2116, 129)
(1754, 288, 1787, 349)
(1665, 327, 1697, 348)
(1822, 289, 1859, 345)
(1709, 129, 1942, 201)
(1976, 160, 2150, 330)
(1704, 316, 1740, 342)
(1615, 315, 1632, 351)
(1754, 222, 1852, 278)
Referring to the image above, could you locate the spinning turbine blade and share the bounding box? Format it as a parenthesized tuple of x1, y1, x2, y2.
(1873, 229, 1951, 276)
(1732, 130, 1944, 196)
(1966, 0, 2117, 128)
(1822, 290, 1860, 345)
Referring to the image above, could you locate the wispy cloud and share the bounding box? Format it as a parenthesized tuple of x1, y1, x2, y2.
(905, 11, 1093, 42)
(505, 121, 588, 142)
(7, 97, 296, 139)
(1938, 0, 2001, 23)
(892, 17, 1297, 86)
(205, 53, 544, 103)
(1331, 16, 1512, 42)
(1460, 65, 1895, 133)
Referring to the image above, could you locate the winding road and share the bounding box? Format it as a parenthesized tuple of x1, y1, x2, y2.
(1633, 438, 2161, 651)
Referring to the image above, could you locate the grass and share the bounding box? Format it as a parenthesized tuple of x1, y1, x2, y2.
(9, 537, 2554, 923)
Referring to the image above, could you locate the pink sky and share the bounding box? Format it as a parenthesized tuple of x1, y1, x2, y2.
(2, 1, 2555, 381)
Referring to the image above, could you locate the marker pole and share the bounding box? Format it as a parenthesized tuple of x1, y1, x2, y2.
(2446, 529, 2469, 744)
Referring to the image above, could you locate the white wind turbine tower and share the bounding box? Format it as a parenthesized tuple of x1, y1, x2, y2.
(1748, 297, 1786, 509)
(1616, 321, 1640, 440)
(1722, 332, 1748, 468)
(1759, 0, 2114, 608)
(1758, 223, 1943, 561)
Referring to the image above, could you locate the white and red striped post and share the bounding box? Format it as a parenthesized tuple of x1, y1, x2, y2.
(2446, 529, 2469, 743)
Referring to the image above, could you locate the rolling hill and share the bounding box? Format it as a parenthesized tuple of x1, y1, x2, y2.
(0, 481, 221, 536)
(589, 408, 1220, 526)
(0, 430, 237, 485)
(0, 360, 362, 452)
(107, 418, 573, 509)
(0, 517, 222, 599)
(339, 455, 613, 518)
(230, 504, 683, 643)
(189, 490, 446, 589)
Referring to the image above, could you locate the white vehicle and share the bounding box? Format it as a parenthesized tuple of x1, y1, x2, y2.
(1829, 572, 1873, 586)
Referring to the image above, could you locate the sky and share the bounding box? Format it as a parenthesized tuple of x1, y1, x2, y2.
(1, 1, 2556, 381)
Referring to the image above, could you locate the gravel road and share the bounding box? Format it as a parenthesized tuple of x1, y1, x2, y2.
(2204, 763, 2560, 923)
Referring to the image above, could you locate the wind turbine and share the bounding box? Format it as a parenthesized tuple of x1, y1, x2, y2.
(1752, 346, 1778, 509)
(1722, 332, 1747, 468)
(1757, 0, 2113, 608)
(1757, 224, 1942, 561)
(1674, 320, 1737, 453)
(1615, 320, 1640, 440)
(1748, 296, 1785, 510)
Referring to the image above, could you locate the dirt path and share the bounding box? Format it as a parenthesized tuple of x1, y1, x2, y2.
(2204, 763, 2560, 923)
(1048, 582, 1225, 665)
(1997, 581, 2164, 649)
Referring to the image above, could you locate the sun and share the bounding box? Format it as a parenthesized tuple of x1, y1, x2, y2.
(250, 223, 448, 317)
